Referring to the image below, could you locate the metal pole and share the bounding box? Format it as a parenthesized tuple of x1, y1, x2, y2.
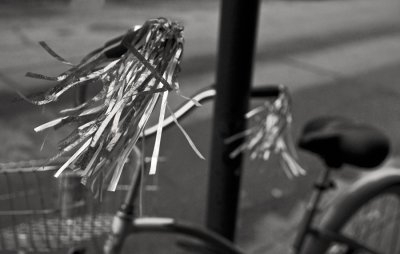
(206, 0, 261, 241)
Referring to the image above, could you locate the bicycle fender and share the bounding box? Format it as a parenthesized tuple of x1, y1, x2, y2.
(300, 166, 400, 254)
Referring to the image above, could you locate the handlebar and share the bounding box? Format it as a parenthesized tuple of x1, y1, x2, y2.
(143, 84, 286, 137)
(75, 83, 287, 138)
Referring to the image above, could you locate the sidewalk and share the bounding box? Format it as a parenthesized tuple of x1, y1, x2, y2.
(0, 0, 399, 94)
(0, 0, 400, 253)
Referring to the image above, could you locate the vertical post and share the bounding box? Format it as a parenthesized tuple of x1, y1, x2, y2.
(206, 0, 261, 241)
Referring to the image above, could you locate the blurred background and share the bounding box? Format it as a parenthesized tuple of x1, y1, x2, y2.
(0, 0, 400, 253)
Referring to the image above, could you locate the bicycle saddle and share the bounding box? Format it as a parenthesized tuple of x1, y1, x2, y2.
(298, 117, 390, 169)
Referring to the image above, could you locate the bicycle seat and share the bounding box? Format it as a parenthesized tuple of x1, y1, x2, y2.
(298, 117, 390, 169)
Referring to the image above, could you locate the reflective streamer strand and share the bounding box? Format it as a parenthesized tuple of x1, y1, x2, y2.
(38, 41, 75, 66)
(228, 86, 306, 178)
(27, 18, 193, 197)
(149, 90, 169, 175)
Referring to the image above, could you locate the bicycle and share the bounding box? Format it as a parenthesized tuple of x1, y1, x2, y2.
(1, 17, 397, 254)
(96, 84, 395, 254)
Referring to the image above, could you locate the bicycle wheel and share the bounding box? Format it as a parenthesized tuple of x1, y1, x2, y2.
(302, 167, 400, 254)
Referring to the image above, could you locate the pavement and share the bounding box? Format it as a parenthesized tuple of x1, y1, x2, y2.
(0, 0, 400, 253)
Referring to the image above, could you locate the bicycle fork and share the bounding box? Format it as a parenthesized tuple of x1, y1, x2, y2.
(104, 153, 143, 254)
(104, 205, 135, 254)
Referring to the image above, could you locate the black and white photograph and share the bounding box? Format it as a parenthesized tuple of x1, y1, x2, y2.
(0, 0, 399, 253)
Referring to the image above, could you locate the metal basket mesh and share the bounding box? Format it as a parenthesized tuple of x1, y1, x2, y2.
(0, 161, 126, 253)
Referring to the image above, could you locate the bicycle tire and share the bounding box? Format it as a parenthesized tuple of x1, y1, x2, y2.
(104, 217, 244, 254)
(301, 167, 400, 254)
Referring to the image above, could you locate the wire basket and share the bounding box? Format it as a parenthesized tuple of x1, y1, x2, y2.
(0, 160, 127, 253)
